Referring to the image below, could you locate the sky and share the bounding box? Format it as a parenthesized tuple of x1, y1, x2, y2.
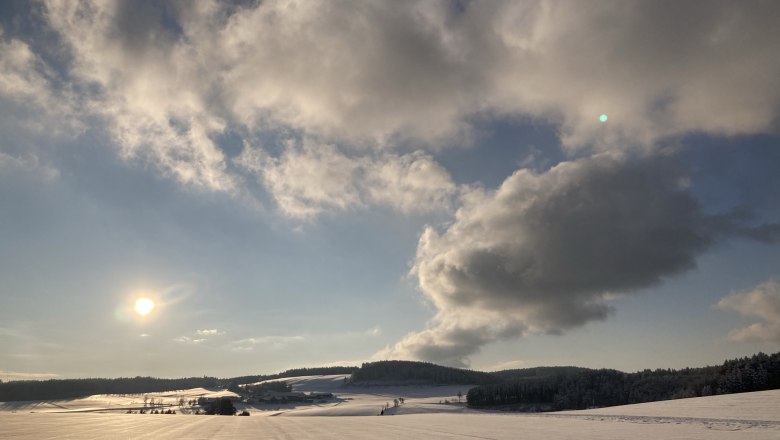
(1, 0, 779, 381)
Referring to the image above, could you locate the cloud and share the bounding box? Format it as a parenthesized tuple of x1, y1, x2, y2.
(0, 152, 59, 181)
(717, 280, 780, 343)
(188, 0, 780, 149)
(174, 328, 224, 343)
(375, 311, 527, 368)
(378, 153, 777, 366)
(235, 139, 457, 219)
(173, 336, 206, 344)
(0, 370, 60, 382)
(196, 329, 225, 336)
(42, 0, 236, 193)
(365, 326, 382, 337)
(230, 335, 305, 351)
(0, 34, 81, 142)
(25, 0, 780, 205)
(477, 1, 780, 150)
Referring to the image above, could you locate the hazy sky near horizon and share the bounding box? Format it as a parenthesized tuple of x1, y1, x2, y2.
(1, 0, 779, 381)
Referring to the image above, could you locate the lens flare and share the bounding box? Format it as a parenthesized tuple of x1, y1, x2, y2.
(600, 114, 608, 122)
(134, 297, 155, 316)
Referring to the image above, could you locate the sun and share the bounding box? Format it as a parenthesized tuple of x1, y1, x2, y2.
(134, 297, 155, 316)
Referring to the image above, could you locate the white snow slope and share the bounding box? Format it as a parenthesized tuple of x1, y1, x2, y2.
(1, 375, 778, 439)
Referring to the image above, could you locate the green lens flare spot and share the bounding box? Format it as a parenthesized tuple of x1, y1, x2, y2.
(600, 114, 608, 122)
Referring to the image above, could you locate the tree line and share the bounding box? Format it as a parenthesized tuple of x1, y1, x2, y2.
(466, 351, 780, 411)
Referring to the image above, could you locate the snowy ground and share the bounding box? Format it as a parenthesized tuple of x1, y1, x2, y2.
(1, 375, 778, 439)
(245, 374, 473, 416)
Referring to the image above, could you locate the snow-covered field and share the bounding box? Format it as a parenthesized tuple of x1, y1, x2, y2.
(1, 375, 778, 439)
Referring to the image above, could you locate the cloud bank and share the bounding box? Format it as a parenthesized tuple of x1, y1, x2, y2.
(15, 0, 776, 199)
(377, 154, 779, 366)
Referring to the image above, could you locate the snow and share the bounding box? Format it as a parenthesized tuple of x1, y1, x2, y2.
(1, 375, 778, 439)
(557, 389, 780, 421)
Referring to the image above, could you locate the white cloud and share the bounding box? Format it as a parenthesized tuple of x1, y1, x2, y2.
(174, 336, 206, 344)
(30, 0, 780, 205)
(196, 329, 225, 336)
(0, 38, 52, 104)
(365, 326, 382, 337)
(0, 370, 60, 382)
(230, 335, 305, 351)
(235, 139, 457, 219)
(4, 0, 773, 254)
(205, 1, 777, 148)
(717, 280, 780, 343)
(364, 152, 457, 214)
(153, 1, 780, 149)
(236, 140, 363, 219)
(0, 35, 81, 141)
(43, 0, 236, 193)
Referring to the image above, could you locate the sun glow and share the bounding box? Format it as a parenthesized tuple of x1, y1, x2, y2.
(134, 297, 155, 316)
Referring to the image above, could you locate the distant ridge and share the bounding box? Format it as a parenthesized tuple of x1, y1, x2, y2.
(0, 367, 357, 403)
(3, 352, 779, 406)
(349, 360, 497, 385)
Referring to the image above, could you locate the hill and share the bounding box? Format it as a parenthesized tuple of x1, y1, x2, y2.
(467, 351, 780, 411)
(0, 367, 356, 403)
(349, 360, 497, 385)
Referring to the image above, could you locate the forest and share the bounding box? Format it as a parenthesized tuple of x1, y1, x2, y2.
(466, 351, 780, 411)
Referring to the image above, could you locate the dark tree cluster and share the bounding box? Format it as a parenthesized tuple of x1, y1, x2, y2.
(350, 360, 497, 385)
(467, 352, 780, 411)
(203, 398, 236, 416)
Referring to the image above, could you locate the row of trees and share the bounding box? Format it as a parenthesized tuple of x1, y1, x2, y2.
(467, 352, 780, 410)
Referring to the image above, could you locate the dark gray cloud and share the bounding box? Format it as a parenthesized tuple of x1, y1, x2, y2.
(378, 153, 778, 366)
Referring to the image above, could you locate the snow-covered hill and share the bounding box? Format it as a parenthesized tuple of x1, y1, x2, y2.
(1, 376, 778, 438)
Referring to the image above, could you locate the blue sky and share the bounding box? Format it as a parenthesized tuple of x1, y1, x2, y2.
(1, 0, 779, 380)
